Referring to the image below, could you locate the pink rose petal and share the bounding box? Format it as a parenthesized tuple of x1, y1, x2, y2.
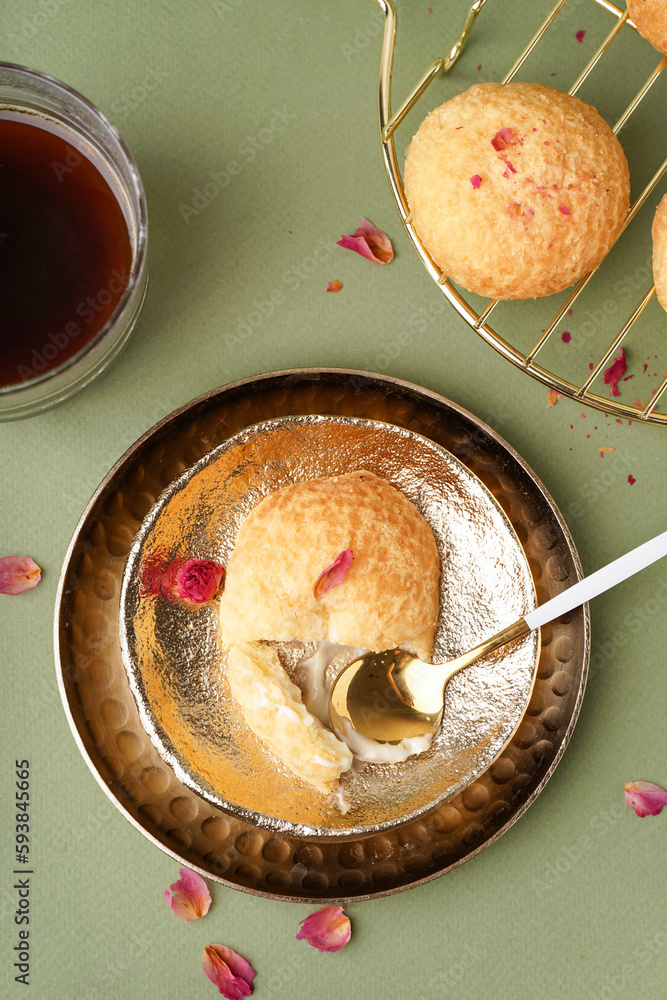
(165, 867, 212, 923)
(337, 218, 394, 264)
(470, 174, 482, 189)
(559, 205, 571, 216)
(491, 127, 518, 151)
(628, 474, 636, 485)
(176, 559, 225, 605)
(562, 331, 572, 343)
(603, 349, 627, 398)
(0, 556, 41, 595)
(296, 906, 351, 952)
(575, 29, 585, 42)
(203, 945, 256, 999)
(624, 781, 667, 817)
(313, 549, 353, 599)
(327, 280, 343, 292)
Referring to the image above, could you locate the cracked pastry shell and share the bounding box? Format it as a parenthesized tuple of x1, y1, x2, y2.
(652, 193, 667, 312)
(404, 82, 630, 300)
(218, 470, 441, 662)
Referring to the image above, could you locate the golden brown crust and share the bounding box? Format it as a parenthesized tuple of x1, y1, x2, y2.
(652, 193, 667, 311)
(627, 0, 667, 55)
(218, 470, 440, 662)
(404, 82, 630, 300)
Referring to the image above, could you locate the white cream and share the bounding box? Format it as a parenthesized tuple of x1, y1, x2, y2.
(295, 642, 435, 766)
(338, 718, 433, 764)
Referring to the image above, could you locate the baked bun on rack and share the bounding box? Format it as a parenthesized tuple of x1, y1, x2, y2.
(404, 82, 630, 300)
(627, 0, 667, 55)
(652, 193, 667, 311)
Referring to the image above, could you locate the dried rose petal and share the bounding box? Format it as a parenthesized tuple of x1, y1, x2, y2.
(337, 218, 394, 264)
(313, 549, 353, 599)
(559, 205, 571, 216)
(546, 389, 562, 407)
(202, 945, 256, 999)
(165, 867, 211, 923)
(327, 280, 343, 292)
(296, 906, 351, 952)
(0, 556, 41, 595)
(139, 549, 180, 599)
(491, 127, 518, 151)
(603, 349, 627, 397)
(624, 781, 667, 817)
(575, 29, 585, 42)
(562, 331, 572, 343)
(628, 474, 636, 485)
(470, 174, 482, 189)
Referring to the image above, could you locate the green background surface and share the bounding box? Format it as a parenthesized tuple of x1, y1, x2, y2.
(1, 1, 666, 998)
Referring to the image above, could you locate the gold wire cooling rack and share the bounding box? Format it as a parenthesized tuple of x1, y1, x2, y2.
(374, 0, 667, 424)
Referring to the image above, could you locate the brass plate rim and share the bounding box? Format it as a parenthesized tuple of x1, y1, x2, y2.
(54, 367, 590, 902)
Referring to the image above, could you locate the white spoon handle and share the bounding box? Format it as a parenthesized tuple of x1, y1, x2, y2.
(524, 528, 667, 631)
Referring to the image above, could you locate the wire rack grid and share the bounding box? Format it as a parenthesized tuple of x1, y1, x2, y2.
(373, 0, 667, 425)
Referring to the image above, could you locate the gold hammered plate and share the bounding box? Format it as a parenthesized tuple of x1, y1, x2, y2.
(55, 369, 589, 901)
(119, 414, 539, 837)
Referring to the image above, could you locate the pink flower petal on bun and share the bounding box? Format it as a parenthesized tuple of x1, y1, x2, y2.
(175, 559, 225, 605)
(470, 174, 482, 188)
(337, 218, 394, 264)
(296, 906, 351, 952)
(603, 348, 627, 397)
(624, 781, 667, 817)
(327, 280, 343, 292)
(165, 868, 212, 923)
(313, 549, 353, 599)
(202, 945, 256, 998)
(491, 127, 518, 151)
(0, 556, 41, 595)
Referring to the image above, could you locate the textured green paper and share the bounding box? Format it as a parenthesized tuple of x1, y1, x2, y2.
(1, 1, 666, 997)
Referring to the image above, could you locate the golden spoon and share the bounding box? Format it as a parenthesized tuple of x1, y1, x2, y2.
(329, 529, 667, 746)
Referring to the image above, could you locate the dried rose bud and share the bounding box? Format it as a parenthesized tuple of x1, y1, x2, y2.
(175, 559, 225, 605)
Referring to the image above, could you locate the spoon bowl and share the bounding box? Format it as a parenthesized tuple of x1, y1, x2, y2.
(329, 528, 667, 747)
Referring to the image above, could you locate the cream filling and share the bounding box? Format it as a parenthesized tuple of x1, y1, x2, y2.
(295, 641, 435, 765)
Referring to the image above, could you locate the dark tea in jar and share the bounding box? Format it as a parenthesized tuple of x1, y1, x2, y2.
(0, 63, 148, 420)
(0, 115, 133, 386)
